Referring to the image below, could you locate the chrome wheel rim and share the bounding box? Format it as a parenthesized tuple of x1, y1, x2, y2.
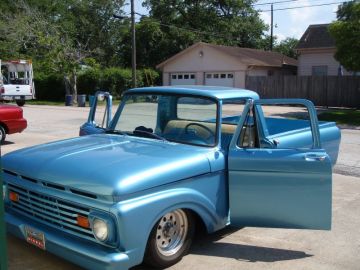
(155, 209, 188, 256)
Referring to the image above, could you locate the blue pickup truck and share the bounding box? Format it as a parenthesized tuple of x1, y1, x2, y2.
(3, 86, 340, 270)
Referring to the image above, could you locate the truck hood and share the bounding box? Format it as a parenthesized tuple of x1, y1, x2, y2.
(2, 135, 213, 197)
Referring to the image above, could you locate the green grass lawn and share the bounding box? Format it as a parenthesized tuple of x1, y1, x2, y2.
(17, 99, 121, 106)
(318, 109, 360, 126)
(26, 100, 65, 106)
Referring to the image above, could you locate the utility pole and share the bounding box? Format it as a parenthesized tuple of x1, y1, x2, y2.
(131, 0, 136, 88)
(270, 3, 273, 51)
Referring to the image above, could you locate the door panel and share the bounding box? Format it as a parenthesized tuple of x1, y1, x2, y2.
(229, 148, 332, 229)
(228, 99, 332, 230)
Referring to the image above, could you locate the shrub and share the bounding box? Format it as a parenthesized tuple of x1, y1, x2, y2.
(77, 68, 101, 95)
(33, 67, 160, 101)
(34, 72, 64, 101)
(100, 68, 133, 97)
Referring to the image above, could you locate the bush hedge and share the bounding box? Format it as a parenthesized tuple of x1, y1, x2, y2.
(34, 73, 65, 101)
(34, 67, 160, 101)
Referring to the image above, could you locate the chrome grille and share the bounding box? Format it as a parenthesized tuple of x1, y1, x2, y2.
(8, 183, 95, 241)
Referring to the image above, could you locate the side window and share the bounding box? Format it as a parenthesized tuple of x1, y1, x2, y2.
(257, 104, 313, 149)
(93, 96, 112, 128)
(312, 66, 328, 76)
(237, 107, 258, 148)
(222, 99, 245, 149)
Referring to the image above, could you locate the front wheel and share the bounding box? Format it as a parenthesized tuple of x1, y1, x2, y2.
(144, 209, 195, 269)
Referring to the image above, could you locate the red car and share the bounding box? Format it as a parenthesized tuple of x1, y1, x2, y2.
(0, 104, 27, 142)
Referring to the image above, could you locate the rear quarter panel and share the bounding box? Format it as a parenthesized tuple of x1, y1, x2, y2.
(0, 105, 27, 134)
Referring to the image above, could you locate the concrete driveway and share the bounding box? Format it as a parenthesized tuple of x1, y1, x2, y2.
(2, 105, 360, 270)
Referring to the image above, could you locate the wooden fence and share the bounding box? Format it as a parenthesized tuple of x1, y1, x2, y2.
(245, 76, 360, 108)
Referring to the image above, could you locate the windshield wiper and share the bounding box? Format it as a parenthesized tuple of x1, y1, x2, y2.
(105, 129, 127, 135)
(132, 130, 168, 142)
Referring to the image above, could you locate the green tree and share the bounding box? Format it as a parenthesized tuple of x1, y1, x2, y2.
(0, 0, 127, 97)
(123, 0, 267, 67)
(329, 0, 360, 72)
(274, 37, 299, 59)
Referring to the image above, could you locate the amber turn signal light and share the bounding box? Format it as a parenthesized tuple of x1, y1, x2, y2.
(77, 215, 90, 228)
(9, 191, 19, 202)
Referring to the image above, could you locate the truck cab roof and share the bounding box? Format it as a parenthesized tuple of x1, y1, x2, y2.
(125, 86, 260, 100)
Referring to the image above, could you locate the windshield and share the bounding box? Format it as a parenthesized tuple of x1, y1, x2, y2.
(111, 94, 218, 147)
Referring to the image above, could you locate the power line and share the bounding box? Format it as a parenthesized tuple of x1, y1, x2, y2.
(253, 0, 299, 6)
(260, 1, 349, 12)
(129, 1, 349, 41)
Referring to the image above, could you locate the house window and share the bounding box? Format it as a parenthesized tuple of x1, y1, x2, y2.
(206, 74, 212, 79)
(312, 66, 328, 76)
(172, 74, 176, 79)
(220, 74, 226, 78)
(178, 74, 183, 79)
(214, 74, 219, 79)
(184, 74, 189, 79)
(227, 74, 234, 78)
(190, 74, 195, 79)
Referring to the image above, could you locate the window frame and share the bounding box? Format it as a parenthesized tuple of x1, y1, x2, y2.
(312, 65, 328, 76)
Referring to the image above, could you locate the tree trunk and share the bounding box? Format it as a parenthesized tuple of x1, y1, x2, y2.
(72, 69, 77, 104)
(64, 75, 71, 96)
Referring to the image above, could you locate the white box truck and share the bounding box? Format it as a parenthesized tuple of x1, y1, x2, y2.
(0, 59, 35, 106)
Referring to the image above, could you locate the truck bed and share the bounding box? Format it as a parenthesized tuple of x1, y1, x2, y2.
(265, 117, 340, 165)
(222, 116, 341, 165)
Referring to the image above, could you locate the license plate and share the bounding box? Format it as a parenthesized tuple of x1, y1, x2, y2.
(25, 226, 46, 250)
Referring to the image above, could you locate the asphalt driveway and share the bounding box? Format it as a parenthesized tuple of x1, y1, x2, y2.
(2, 105, 360, 270)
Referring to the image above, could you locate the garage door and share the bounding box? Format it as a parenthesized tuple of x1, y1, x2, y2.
(170, 73, 196, 85)
(205, 73, 234, 87)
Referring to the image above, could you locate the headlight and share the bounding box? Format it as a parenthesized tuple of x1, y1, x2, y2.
(93, 218, 108, 242)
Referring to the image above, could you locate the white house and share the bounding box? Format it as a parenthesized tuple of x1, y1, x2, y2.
(156, 42, 297, 88)
(296, 24, 352, 76)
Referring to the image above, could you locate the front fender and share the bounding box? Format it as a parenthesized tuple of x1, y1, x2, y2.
(110, 176, 227, 266)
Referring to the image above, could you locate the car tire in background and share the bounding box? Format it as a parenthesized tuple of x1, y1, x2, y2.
(0, 125, 6, 142)
(144, 209, 195, 269)
(16, 100, 25, 107)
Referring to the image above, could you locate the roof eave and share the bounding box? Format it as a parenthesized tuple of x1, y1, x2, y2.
(296, 46, 336, 51)
(156, 42, 204, 70)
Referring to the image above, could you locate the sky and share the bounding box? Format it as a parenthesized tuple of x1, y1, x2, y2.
(125, 0, 344, 42)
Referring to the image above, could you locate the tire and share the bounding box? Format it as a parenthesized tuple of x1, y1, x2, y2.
(144, 209, 195, 269)
(0, 125, 6, 143)
(16, 100, 25, 106)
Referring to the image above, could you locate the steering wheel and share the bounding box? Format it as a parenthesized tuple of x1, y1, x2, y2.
(184, 123, 215, 143)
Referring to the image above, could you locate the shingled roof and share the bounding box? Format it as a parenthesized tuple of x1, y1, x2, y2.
(296, 24, 335, 50)
(157, 42, 297, 69)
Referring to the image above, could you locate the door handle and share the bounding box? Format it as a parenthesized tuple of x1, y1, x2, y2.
(304, 154, 327, 162)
